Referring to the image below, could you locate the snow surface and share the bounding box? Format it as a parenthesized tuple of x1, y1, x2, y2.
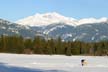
(0, 53, 108, 72)
(16, 12, 108, 27)
(62, 33, 73, 39)
(43, 25, 66, 34)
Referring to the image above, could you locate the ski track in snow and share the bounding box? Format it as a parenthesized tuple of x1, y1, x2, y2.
(0, 53, 108, 72)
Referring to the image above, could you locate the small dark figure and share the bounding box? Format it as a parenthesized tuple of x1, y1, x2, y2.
(81, 59, 85, 66)
(81, 59, 87, 66)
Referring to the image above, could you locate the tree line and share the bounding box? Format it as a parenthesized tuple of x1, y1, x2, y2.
(0, 35, 108, 56)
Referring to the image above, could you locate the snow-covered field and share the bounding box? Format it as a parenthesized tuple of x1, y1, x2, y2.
(0, 53, 108, 72)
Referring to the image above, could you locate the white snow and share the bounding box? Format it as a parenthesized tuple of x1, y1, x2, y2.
(43, 25, 65, 34)
(95, 29, 99, 32)
(73, 37, 77, 41)
(0, 53, 108, 72)
(16, 12, 108, 27)
(78, 17, 108, 25)
(96, 33, 99, 35)
(91, 36, 95, 40)
(1, 26, 6, 29)
(100, 35, 107, 40)
(16, 12, 77, 27)
(73, 34, 87, 41)
(62, 33, 72, 39)
(8, 27, 19, 34)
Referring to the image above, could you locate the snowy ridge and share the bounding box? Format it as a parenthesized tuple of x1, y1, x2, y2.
(16, 12, 77, 26)
(78, 17, 108, 25)
(16, 12, 108, 27)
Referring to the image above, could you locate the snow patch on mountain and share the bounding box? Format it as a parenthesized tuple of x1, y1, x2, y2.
(1, 26, 6, 29)
(43, 25, 66, 34)
(91, 36, 95, 41)
(62, 33, 72, 39)
(100, 35, 107, 40)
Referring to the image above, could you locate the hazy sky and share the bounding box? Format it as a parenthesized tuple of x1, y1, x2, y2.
(0, 0, 108, 21)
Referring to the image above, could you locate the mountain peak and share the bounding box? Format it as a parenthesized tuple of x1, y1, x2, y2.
(41, 12, 61, 16)
(34, 12, 66, 19)
(16, 12, 108, 27)
(16, 12, 77, 26)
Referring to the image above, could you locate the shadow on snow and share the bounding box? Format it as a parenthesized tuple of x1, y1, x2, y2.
(0, 63, 66, 72)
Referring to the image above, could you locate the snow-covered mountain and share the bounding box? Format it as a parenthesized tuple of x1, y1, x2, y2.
(16, 12, 108, 26)
(1, 18, 108, 42)
(16, 12, 77, 26)
(39, 22, 108, 42)
(1, 12, 108, 42)
(0, 19, 36, 38)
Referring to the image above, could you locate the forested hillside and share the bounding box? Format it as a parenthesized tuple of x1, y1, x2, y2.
(0, 35, 108, 56)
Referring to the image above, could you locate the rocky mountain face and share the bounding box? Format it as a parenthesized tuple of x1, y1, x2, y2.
(31, 22, 108, 42)
(0, 19, 36, 38)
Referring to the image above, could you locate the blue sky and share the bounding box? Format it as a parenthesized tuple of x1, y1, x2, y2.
(0, 0, 108, 21)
